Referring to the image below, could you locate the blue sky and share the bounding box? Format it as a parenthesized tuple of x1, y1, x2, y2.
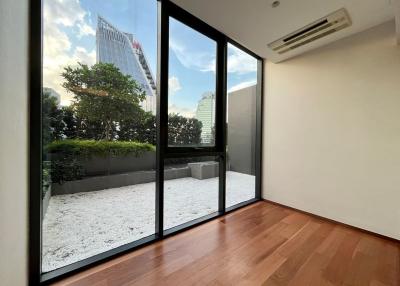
(43, 0, 258, 114)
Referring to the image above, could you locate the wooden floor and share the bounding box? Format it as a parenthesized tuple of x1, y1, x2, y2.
(53, 201, 399, 286)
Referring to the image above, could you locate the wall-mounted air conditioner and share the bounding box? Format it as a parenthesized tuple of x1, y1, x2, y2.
(268, 8, 352, 55)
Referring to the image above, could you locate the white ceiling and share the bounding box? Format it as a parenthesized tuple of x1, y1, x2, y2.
(171, 0, 397, 62)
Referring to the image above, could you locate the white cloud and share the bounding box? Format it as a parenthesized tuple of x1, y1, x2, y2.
(168, 76, 182, 96)
(73, 46, 96, 65)
(77, 23, 96, 37)
(168, 39, 257, 75)
(227, 80, 257, 93)
(44, 44, 95, 106)
(44, 0, 86, 27)
(43, 0, 96, 106)
(169, 39, 216, 73)
(228, 45, 257, 74)
(168, 104, 196, 118)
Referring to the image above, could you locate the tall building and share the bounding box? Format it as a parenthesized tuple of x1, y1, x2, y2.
(96, 16, 156, 113)
(195, 92, 215, 145)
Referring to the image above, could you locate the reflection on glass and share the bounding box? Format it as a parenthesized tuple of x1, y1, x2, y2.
(168, 18, 217, 147)
(164, 157, 219, 230)
(226, 43, 258, 207)
(41, 0, 157, 272)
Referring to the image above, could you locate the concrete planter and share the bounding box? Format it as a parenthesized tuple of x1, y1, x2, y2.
(50, 156, 221, 196)
(52, 166, 190, 195)
(188, 161, 219, 179)
(83, 151, 156, 176)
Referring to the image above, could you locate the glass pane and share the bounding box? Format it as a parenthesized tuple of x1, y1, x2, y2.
(41, 0, 157, 272)
(226, 43, 258, 208)
(168, 18, 217, 147)
(164, 157, 219, 230)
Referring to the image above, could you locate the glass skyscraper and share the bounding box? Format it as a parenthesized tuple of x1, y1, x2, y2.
(96, 16, 156, 113)
(195, 92, 215, 145)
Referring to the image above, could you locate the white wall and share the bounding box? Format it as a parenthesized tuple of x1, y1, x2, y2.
(0, 0, 29, 285)
(263, 20, 400, 240)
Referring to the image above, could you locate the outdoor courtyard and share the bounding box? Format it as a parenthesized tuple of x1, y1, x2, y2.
(42, 171, 255, 272)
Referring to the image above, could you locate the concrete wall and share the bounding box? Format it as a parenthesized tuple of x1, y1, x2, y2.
(263, 21, 400, 239)
(227, 85, 257, 175)
(82, 152, 156, 176)
(52, 166, 191, 195)
(0, 0, 29, 284)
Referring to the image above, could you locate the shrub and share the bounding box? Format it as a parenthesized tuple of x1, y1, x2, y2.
(46, 140, 155, 183)
(50, 154, 85, 184)
(46, 139, 155, 157)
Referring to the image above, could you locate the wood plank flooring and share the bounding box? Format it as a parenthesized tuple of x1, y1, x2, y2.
(53, 201, 400, 286)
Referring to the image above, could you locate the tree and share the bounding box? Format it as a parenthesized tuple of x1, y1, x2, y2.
(118, 111, 156, 144)
(115, 113, 203, 146)
(42, 91, 64, 144)
(61, 62, 145, 141)
(60, 106, 78, 139)
(168, 114, 202, 145)
(210, 125, 216, 145)
(54, 62, 203, 145)
(42, 93, 80, 143)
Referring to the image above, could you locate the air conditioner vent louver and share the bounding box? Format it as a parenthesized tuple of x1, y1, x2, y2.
(268, 8, 351, 55)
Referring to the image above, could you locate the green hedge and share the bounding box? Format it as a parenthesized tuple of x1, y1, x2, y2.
(46, 140, 155, 183)
(46, 139, 155, 158)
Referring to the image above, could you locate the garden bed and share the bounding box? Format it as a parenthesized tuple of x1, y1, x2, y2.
(46, 140, 156, 183)
(51, 166, 190, 195)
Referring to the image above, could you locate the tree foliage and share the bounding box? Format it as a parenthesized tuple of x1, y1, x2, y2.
(45, 62, 203, 145)
(118, 113, 203, 145)
(62, 62, 145, 140)
(168, 114, 202, 146)
(42, 92, 76, 144)
(42, 91, 62, 145)
(118, 111, 156, 143)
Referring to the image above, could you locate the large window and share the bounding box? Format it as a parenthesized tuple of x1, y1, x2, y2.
(31, 1, 262, 283)
(41, 0, 158, 273)
(167, 18, 217, 147)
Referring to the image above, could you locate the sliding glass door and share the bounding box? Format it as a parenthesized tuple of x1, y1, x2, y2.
(32, 0, 262, 283)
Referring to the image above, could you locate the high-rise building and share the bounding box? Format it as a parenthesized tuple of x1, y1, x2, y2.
(195, 92, 215, 145)
(96, 16, 156, 113)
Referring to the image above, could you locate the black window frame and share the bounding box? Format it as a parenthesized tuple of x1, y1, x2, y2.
(29, 0, 263, 284)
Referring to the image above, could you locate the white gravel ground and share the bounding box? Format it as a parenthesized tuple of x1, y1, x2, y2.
(42, 171, 255, 272)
